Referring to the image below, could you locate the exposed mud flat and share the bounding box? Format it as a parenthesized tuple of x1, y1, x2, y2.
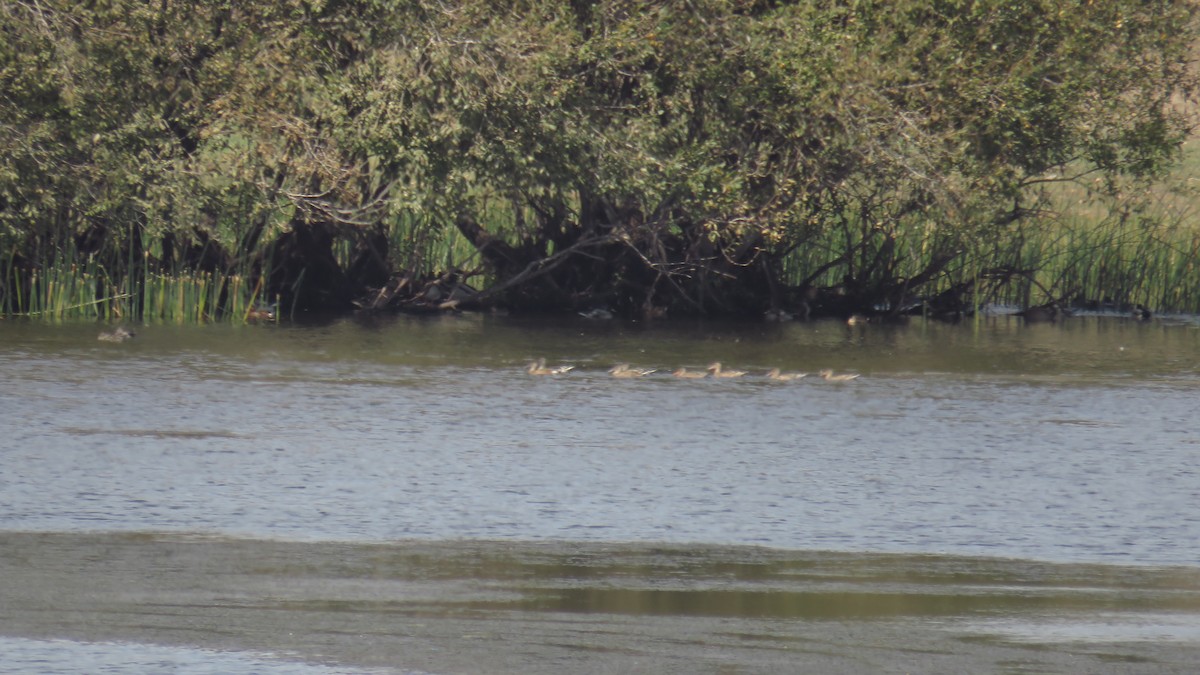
(2, 532, 1198, 674)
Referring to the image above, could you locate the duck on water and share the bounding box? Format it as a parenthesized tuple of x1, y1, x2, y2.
(609, 364, 656, 378)
(818, 369, 860, 382)
(766, 368, 806, 381)
(707, 362, 746, 378)
(527, 358, 574, 375)
(97, 327, 136, 343)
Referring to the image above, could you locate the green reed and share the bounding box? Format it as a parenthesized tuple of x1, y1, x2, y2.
(3, 241, 267, 323)
(779, 203, 1200, 314)
(11, 243, 117, 320)
(1018, 210, 1200, 311)
(378, 209, 483, 286)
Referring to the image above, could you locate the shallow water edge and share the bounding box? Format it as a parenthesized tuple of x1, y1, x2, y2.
(2, 531, 1198, 675)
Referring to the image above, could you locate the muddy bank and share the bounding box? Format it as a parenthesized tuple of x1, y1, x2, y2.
(1, 532, 1198, 674)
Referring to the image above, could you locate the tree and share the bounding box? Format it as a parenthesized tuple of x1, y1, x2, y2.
(2, 0, 1196, 318)
(381, 0, 1199, 317)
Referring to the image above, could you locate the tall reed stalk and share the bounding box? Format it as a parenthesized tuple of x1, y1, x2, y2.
(779, 205, 1200, 314)
(2, 238, 268, 323)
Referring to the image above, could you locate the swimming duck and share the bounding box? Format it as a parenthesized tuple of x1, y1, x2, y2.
(609, 363, 656, 378)
(672, 367, 708, 379)
(97, 326, 136, 343)
(766, 368, 806, 381)
(846, 314, 869, 325)
(818, 369, 860, 382)
(527, 358, 574, 375)
(707, 362, 747, 378)
(245, 303, 277, 322)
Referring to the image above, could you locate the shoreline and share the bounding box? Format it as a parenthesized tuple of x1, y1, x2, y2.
(2, 531, 1198, 674)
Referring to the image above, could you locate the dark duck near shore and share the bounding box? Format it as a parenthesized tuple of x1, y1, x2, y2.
(97, 326, 136, 343)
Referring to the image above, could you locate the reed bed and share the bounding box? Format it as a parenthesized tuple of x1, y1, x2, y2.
(8, 208, 1200, 320)
(780, 205, 1200, 315)
(3, 244, 270, 324)
(5, 159, 1200, 322)
(1040, 215, 1200, 312)
(384, 209, 487, 284)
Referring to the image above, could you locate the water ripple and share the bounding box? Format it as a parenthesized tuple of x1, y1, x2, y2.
(1, 317, 1199, 567)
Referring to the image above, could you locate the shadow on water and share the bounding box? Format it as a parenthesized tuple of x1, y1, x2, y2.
(7, 309, 1200, 377)
(242, 539, 1200, 622)
(5, 532, 1200, 626)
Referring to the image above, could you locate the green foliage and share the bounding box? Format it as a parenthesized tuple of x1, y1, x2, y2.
(1, 0, 1197, 318)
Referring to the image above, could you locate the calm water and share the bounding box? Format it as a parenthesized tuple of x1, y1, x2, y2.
(2, 313, 1199, 673)
(2, 313, 1198, 563)
(0, 636, 402, 675)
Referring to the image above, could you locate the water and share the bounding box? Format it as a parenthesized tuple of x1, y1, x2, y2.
(1, 313, 1199, 672)
(3, 314, 1198, 563)
(0, 636, 402, 675)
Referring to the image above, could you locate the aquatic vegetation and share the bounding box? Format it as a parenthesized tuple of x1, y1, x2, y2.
(778, 190, 1200, 318)
(2, 240, 272, 323)
(0, 1, 1196, 320)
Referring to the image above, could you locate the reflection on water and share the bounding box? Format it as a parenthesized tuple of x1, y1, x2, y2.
(2, 310, 1200, 675)
(1, 314, 1199, 565)
(294, 538, 1200, 622)
(0, 636, 399, 675)
(963, 614, 1200, 644)
(2, 532, 1198, 674)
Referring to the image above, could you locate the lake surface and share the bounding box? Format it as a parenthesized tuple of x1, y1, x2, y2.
(1, 312, 1199, 673)
(3, 313, 1199, 563)
(0, 636, 400, 675)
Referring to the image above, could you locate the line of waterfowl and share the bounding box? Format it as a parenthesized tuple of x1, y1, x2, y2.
(528, 360, 860, 381)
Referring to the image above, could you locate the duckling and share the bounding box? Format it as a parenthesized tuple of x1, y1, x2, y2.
(672, 367, 708, 379)
(766, 368, 806, 381)
(609, 363, 656, 378)
(818, 369, 860, 382)
(97, 326, 136, 343)
(707, 362, 747, 378)
(527, 358, 574, 375)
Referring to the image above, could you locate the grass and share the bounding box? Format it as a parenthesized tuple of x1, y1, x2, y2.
(3, 237, 272, 324)
(776, 137, 1200, 315)
(5, 138, 1200, 321)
